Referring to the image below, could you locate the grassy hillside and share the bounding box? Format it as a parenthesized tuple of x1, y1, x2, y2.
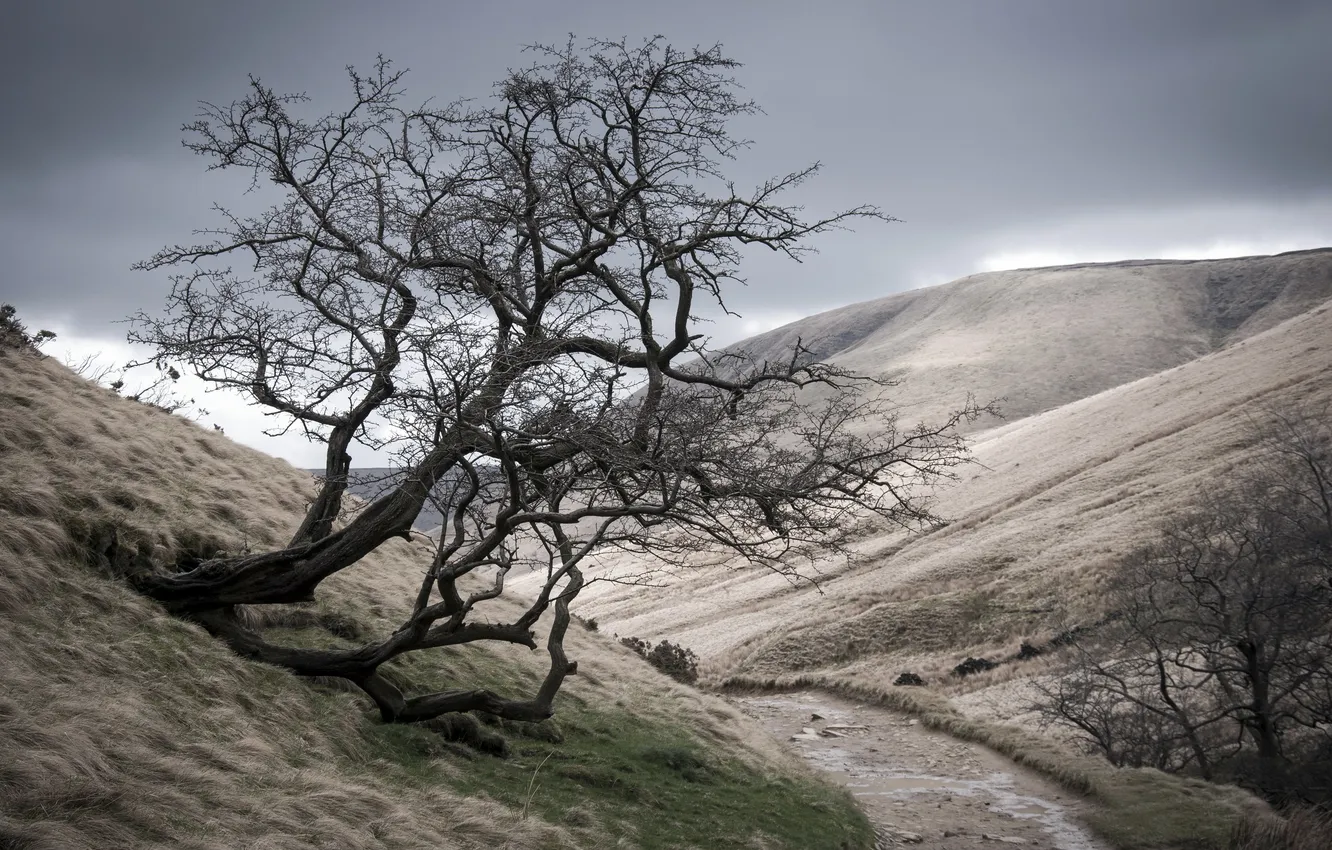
(553, 256, 1332, 850)
(576, 270, 1332, 682)
(0, 345, 872, 850)
(729, 248, 1332, 434)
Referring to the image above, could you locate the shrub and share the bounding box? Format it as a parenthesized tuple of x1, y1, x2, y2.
(1048, 625, 1087, 648)
(619, 636, 651, 656)
(1230, 805, 1332, 850)
(952, 657, 998, 677)
(620, 637, 699, 685)
(0, 304, 56, 352)
(1016, 641, 1043, 660)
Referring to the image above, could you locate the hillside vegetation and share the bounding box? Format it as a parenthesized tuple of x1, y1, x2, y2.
(6, 249, 1327, 849)
(0, 345, 872, 850)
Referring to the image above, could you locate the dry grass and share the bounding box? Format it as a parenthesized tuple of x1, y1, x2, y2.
(551, 270, 1332, 849)
(0, 346, 870, 850)
(577, 298, 1332, 684)
(733, 249, 1332, 437)
(8, 258, 1327, 848)
(1229, 806, 1332, 850)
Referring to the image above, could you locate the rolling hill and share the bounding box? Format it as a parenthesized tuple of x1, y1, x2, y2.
(331, 250, 1332, 539)
(574, 250, 1332, 691)
(726, 248, 1332, 435)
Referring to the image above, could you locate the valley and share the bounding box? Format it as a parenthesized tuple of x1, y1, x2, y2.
(4, 249, 1329, 849)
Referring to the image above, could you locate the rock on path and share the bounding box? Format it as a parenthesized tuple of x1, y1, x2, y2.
(731, 691, 1108, 850)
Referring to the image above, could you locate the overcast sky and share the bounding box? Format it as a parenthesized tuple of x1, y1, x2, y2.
(4, 0, 1331, 464)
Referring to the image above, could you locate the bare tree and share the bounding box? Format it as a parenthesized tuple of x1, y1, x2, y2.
(63, 351, 121, 386)
(129, 38, 984, 728)
(1036, 408, 1332, 796)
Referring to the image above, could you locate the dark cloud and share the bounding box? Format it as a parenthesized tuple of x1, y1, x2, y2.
(3, 0, 1331, 339)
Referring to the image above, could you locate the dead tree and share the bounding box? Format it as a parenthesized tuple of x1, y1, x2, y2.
(130, 38, 983, 727)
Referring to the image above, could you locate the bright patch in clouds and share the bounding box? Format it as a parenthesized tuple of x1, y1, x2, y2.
(978, 239, 1325, 273)
(973, 202, 1332, 274)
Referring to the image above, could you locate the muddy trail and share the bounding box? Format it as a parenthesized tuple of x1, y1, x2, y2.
(732, 691, 1108, 850)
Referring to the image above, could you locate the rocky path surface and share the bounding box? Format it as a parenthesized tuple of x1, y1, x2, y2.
(731, 691, 1108, 850)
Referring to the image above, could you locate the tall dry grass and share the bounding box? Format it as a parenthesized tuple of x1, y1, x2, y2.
(0, 346, 836, 849)
(0, 345, 587, 849)
(1229, 807, 1332, 850)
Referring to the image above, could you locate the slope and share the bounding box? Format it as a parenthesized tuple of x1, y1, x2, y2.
(0, 344, 872, 850)
(728, 248, 1332, 435)
(575, 274, 1332, 681)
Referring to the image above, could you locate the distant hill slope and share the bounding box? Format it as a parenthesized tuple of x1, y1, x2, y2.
(0, 347, 869, 850)
(730, 248, 1332, 432)
(577, 254, 1332, 681)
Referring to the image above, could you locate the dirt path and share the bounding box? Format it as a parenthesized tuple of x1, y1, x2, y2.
(731, 691, 1108, 850)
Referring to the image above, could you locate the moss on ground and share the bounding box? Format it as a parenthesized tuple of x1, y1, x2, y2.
(281, 621, 875, 850)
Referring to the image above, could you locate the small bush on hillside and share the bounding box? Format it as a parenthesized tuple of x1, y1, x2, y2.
(621, 637, 699, 685)
(648, 642, 700, 685)
(619, 636, 651, 656)
(1048, 625, 1087, 648)
(1016, 641, 1043, 660)
(952, 657, 998, 677)
(893, 672, 925, 686)
(0, 304, 56, 352)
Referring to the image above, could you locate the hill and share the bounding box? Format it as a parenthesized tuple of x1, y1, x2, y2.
(727, 248, 1332, 434)
(7, 247, 1324, 850)
(577, 252, 1332, 681)
(0, 344, 871, 849)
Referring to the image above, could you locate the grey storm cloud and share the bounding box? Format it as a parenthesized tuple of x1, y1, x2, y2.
(3, 0, 1332, 341)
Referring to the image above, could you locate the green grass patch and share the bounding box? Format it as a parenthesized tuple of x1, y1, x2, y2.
(277, 624, 873, 849)
(1086, 771, 1245, 850)
(350, 699, 875, 849)
(437, 705, 872, 850)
